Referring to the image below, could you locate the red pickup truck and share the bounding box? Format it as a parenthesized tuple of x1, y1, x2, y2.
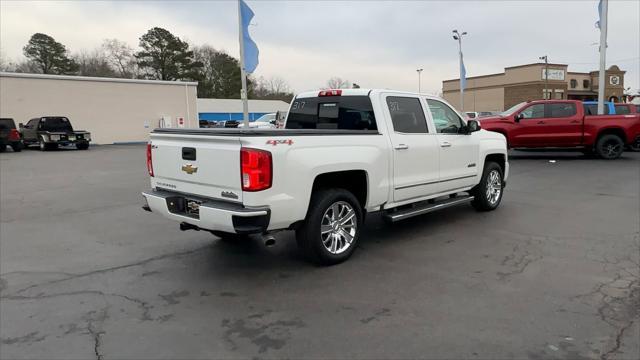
(479, 100, 640, 159)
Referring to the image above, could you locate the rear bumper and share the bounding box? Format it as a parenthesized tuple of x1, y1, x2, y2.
(141, 189, 270, 234)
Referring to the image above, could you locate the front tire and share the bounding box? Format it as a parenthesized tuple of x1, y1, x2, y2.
(595, 134, 624, 159)
(296, 189, 363, 266)
(471, 162, 504, 211)
(76, 143, 89, 150)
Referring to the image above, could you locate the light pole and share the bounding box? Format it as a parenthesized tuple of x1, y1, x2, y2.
(452, 29, 467, 111)
(539, 55, 549, 99)
(416, 68, 424, 93)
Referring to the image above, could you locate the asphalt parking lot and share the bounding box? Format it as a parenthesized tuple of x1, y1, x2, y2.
(1, 145, 638, 360)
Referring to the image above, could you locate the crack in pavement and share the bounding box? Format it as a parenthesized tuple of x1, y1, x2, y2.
(496, 241, 544, 281)
(570, 253, 640, 360)
(1, 244, 211, 296)
(84, 307, 109, 360)
(1, 290, 154, 322)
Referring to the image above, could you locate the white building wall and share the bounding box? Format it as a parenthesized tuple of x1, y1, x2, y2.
(0, 72, 198, 144)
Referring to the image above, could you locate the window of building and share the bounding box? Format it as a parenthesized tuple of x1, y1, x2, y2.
(543, 89, 552, 100)
(386, 96, 428, 133)
(548, 103, 577, 118)
(583, 80, 590, 88)
(554, 90, 564, 100)
(570, 79, 577, 88)
(520, 104, 545, 119)
(427, 99, 465, 134)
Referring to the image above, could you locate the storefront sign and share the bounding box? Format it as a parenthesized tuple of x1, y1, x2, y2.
(542, 69, 565, 81)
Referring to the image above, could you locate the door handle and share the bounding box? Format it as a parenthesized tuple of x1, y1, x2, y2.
(440, 141, 452, 148)
(570, 120, 580, 124)
(394, 144, 409, 150)
(537, 121, 546, 124)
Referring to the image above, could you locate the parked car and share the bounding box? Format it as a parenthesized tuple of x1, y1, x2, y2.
(20, 116, 91, 151)
(478, 111, 499, 118)
(142, 89, 508, 265)
(480, 100, 640, 159)
(0, 118, 23, 152)
(237, 113, 277, 129)
(465, 112, 479, 119)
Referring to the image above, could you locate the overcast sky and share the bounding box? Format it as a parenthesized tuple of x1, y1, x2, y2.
(1, 0, 639, 94)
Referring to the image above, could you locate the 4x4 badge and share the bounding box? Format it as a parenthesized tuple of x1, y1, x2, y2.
(181, 164, 198, 174)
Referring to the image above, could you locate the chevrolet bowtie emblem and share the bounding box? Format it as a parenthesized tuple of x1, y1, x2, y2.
(181, 164, 198, 174)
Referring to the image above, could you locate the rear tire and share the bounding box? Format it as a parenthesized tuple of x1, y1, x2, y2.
(595, 134, 624, 159)
(296, 188, 363, 266)
(471, 161, 504, 211)
(11, 142, 23, 152)
(0, 144, 6, 152)
(77, 143, 89, 150)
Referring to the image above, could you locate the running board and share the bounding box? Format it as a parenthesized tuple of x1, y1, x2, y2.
(383, 196, 474, 222)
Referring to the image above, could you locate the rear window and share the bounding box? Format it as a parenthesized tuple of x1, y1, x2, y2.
(0, 118, 16, 130)
(286, 96, 377, 130)
(584, 104, 610, 115)
(614, 105, 630, 114)
(41, 117, 73, 132)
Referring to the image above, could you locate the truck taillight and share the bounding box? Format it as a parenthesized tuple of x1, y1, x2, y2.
(146, 143, 154, 177)
(241, 148, 272, 191)
(8, 129, 20, 141)
(318, 89, 342, 97)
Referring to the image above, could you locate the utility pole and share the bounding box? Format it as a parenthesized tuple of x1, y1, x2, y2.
(597, 0, 609, 114)
(539, 55, 549, 99)
(452, 30, 467, 111)
(416, 68, 424, 93)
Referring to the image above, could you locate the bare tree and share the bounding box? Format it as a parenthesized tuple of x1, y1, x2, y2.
(326, 77, 350, 89)
(252, 76, 294, 102)
(102, 39, 137, 78)
(73, 49, 117, 77)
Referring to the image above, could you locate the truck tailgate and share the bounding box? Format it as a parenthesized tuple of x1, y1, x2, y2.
(150, 133, 243, 202)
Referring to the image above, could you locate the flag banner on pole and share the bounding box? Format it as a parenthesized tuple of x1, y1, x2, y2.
(460, 53, 467, 91)
(240, 0, 259, 73)
(596, 0, 602, 29)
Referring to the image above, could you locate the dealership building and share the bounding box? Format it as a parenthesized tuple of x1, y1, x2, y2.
(0, 72, 198, 144)
(0, 72, 292, 144)
(442, 63, 627, 112)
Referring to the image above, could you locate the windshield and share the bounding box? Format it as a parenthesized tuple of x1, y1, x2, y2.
(500, 102, 526, 116)
(255, 114, 276, 123)
(0, 118, 16, 130)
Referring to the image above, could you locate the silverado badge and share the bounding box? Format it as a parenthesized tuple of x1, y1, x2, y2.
(181, 164, 198, 175)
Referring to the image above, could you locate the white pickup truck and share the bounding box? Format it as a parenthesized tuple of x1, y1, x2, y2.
(142, 89, 508, 265)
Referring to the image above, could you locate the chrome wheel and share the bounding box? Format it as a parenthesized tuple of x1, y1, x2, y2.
(603, 140, 622, 157)
(320, 201, 357, 255)
(486, 169, 502, 205)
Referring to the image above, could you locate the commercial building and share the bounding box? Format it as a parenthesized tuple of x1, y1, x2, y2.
(0, 72, 197, 144)
(197, 98, 291, 124)
(442, 63, 627, 112)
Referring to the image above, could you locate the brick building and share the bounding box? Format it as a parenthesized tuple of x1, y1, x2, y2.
(442, 63, 626, 112)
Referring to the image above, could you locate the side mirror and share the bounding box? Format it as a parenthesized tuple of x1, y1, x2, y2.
(514, 113, 523, 122)
(19, 123, 24, 129)
(467, 120, 481, 134)
(270, 120, 276, 125)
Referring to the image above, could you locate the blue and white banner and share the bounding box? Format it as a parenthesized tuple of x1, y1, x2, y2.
(240, 0, 259, 73)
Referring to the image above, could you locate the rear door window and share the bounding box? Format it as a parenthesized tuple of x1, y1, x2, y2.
(547, 103, 577, 118)
(614, 105, 630, 114)
(386, 97, 428, 133)
(286, 96, 377, 130)
(0, 119, 16, 130)
(584, 104, 610, 115)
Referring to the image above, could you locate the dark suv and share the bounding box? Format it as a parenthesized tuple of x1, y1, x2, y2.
(20, 117, 91, 151)
(0, 118, 24, 152)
